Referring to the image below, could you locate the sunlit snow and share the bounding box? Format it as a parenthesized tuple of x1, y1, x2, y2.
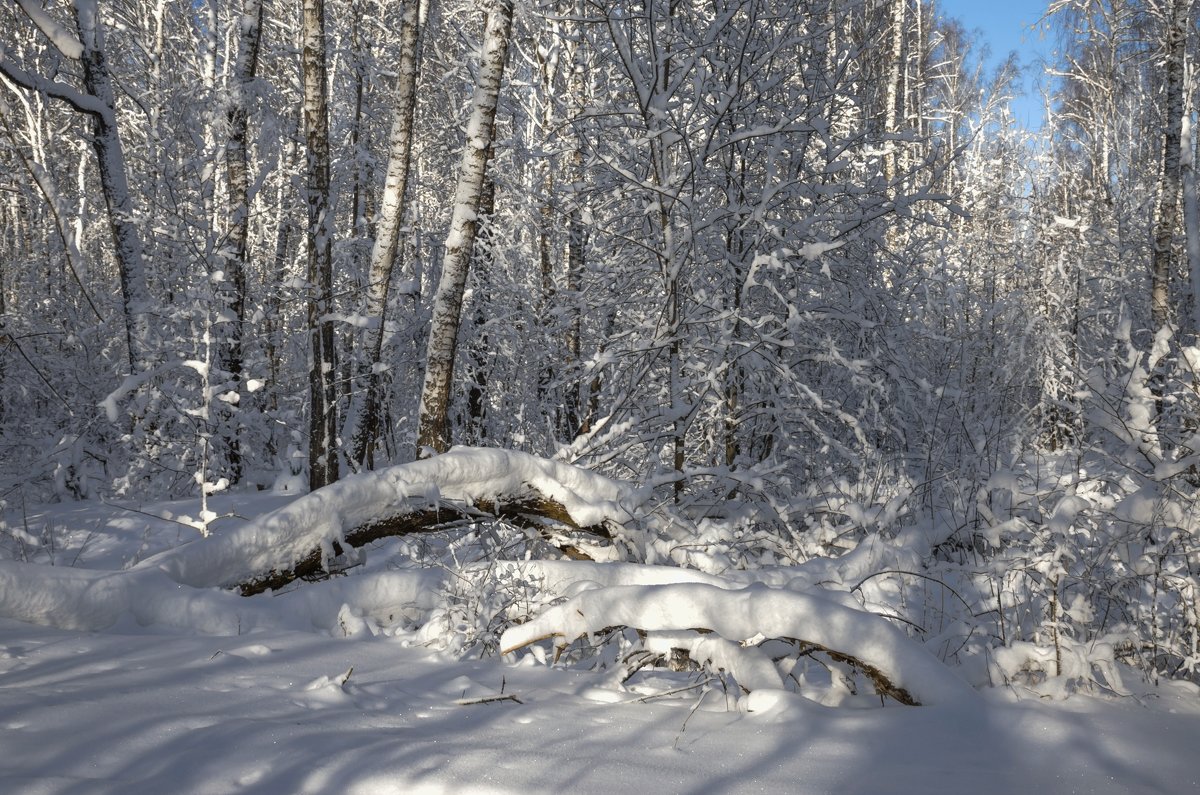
(1, 449, 1197, 793)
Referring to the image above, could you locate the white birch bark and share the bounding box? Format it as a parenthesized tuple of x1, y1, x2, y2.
(344, 0, 422, 468)
(1151, 0, 1188, 336)
(0, 0, 156, 373)
(416, 0, 514, 455)
(218, 0, 264, 483)
(564, 22, 587, 436)
(883, 0, 906, 186)
(76, 0, 153, 373)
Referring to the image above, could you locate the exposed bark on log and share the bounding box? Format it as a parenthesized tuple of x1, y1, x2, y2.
(237, 494, 613, 596)
(795, 639, 919, 706)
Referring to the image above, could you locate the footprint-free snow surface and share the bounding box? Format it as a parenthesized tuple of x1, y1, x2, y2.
(2, 620, 1197, 794)
(0, 476, 1197, 794)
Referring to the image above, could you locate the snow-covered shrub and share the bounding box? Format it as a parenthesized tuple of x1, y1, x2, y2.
(410, 521, 565, 657)
(970, 453, 1200, 691)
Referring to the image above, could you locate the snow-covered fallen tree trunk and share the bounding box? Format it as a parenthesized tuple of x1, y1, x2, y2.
(501, 583, 979, 706)
(0, 559, 440, 634)
(141, 447, 642, 594)
(233, 495, 615, 596)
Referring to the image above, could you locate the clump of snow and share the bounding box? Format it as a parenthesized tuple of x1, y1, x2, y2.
(797, 239, 845, 260)
(496, 559, 732, 592)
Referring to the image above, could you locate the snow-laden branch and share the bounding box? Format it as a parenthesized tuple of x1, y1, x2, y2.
(0, 54, 107, 117)
(501, 582, 979, 706)
(14, 0, 84, 59)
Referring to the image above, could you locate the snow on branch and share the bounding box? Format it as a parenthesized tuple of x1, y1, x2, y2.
(0, 53, 106, 117)
(501, 583, 979, 706)
(15, 0, 84, 59)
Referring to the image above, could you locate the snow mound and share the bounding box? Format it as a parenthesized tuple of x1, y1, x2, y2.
(0, 557, 440, 635)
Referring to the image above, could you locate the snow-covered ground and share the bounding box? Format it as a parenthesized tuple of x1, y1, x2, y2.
(4, 617, 1197, 795)
(1, 463, 1198, 794)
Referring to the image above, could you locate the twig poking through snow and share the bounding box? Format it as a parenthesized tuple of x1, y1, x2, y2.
(454, 693, 523, 706)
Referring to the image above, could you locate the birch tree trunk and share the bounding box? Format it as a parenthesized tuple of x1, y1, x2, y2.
(535, 32, 559, 434)
(565, 87, 586, 434)
(1150, 0, 1187, 337)
(416, 0, 514, 456)
(344, 0, 422, 469)
(882, 0, 906, 186)
(220, 0, 264, 483)
(1185, 110, 1200, 341)
(77, 1, 153, 374)
(0, 0, 156, 374)
(303, 0, 339, 488)
(560, 5, 588, 438)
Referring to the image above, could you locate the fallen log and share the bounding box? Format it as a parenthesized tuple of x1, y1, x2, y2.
(141, 448, 639, 595)
(237, 494, 616, 596)
(794, 639, 919, 706)
(503, 624, 919, 705)
(500, 582, 980, 706)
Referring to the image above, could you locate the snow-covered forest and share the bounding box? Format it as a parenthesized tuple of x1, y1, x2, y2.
(2, 0, 1200, 791)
